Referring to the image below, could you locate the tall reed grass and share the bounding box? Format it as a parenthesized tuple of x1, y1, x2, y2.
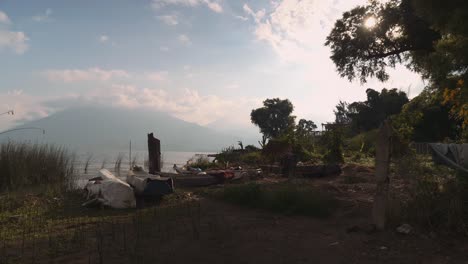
(0, 141, 75, 191)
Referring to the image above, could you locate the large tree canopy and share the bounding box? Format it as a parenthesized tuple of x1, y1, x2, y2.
(334, 88, 409, 133)
(251, 98, 296, 139)
(326, 0, 468, 130)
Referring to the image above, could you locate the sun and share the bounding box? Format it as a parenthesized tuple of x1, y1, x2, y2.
(364, 16, 377, 29)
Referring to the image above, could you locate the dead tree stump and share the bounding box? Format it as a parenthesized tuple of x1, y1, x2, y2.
(148, 133, 161, 174)
(372, 120, 392, 230)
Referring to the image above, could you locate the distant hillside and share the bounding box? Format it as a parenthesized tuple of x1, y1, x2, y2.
(1, 106, 254, 153)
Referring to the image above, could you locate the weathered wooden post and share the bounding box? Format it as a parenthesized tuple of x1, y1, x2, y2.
(372, 120, 392, 230)
(148, 133, 161, 174)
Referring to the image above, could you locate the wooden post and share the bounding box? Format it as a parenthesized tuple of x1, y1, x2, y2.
(372, 120, 392, 230)
(148, 133, 161, 174)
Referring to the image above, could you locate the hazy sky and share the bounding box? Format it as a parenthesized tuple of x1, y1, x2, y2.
(0, 0, 425, 131)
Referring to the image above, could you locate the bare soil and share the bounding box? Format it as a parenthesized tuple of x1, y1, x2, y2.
(3, 164, 468, 264)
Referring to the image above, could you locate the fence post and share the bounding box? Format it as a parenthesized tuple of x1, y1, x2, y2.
(148, 133, 161, 174)
(372, 120, 392, 230)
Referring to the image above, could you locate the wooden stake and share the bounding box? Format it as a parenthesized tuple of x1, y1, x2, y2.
(372, 120, 392, 230)
(148, 133, 161, 174)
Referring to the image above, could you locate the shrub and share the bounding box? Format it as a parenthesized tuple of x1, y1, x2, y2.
(322, 129, 344, 165)
(187, 154, 214, 170)
(240, 151, 263, 166)
(219, 183, 338, 218)
(394, 154, 468, 234)
(345, 129, 378, 154)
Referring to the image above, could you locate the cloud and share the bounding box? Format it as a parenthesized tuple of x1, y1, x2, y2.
(1, 81, 260, 130)
(32, 8, 53, 22)
(0, 10, 29, 54)
(99, 35, 109, 43)
(243, 4, 265, 23)
(0, 30, 29, 54)
(146, 71, 169, 81)
(234, 15, 248, 21)
(245, 0, 368, 64)
(0, 10, 11, 24)
(151, 0, 223, 13)
(44, 68, 130, 83)
(160, 46, 170, 52)
(102, 85, 257, 126)
(157, 15, 179, 25)
(178, 34, 192, 46)
(204, 1, 223, 13)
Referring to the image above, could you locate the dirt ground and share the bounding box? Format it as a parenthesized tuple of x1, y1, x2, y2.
(4, 164, 468, 264)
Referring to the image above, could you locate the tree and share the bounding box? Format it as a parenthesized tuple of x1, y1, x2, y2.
(296, 119, 317, 137)
(391, 89, 462, 142)
(251, 98, 296, 140)
(334, 101, 351, 124)
(325, 0, 468, 129)
(335, 88, 409, 133)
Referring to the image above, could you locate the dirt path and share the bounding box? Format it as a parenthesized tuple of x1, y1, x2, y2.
(47, 196, 467, 264)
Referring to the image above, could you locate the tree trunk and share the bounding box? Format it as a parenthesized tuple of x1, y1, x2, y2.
(372, 120, 392, 230)
(148, 133, 161, 174)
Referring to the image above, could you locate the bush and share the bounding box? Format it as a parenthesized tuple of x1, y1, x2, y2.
(345, 129, 378, 154)
(0, 141, 75, 191)
(394, 154, 468, 234)
(240, 151, 263, 166)
(322, 129, 344, 165)
(219, 183, 338, 218)
(187, 154, 214, 170)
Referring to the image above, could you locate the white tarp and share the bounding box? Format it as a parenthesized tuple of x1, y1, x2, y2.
(84, 169, 136, 209)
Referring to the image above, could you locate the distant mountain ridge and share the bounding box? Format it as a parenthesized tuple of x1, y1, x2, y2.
(2, 106, 256, 153)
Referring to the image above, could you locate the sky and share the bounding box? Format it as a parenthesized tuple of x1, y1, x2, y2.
(0, 0, 426, 132)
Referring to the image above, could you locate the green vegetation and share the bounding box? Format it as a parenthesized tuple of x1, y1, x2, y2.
(334, 88, 409, 134)
(0, 141, 75, 191)
(393, 154, 468, 233)
(215, 183, 338, 218)
(251, 98, 296, 140)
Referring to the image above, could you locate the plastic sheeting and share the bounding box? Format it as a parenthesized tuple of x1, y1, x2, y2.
(84, 169, 137, 209)
(429, 143, 468, 173)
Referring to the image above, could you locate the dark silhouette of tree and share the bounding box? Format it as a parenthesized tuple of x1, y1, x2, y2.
(296, 119, 317, 137)
(334, 101, 351, 124)
(251, 98, 296, 140)
(336, 88, 409, 133)
(326, 0, 468, 129)
(325, 0, 440, 83)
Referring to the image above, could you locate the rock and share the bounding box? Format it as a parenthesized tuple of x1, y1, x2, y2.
(396, 224, 413, 235)
(329, 242, 339, 246)
(380, 246, 388, 250)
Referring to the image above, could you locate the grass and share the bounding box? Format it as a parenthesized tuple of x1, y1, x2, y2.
(0, 141, 75, 192)
(214, 183, 339, 218)
(0, 189, 204, 263)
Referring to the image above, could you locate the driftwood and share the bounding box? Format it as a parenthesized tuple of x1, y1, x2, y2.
(372, 120, 392, 230)
(148, 133, 161, 174)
